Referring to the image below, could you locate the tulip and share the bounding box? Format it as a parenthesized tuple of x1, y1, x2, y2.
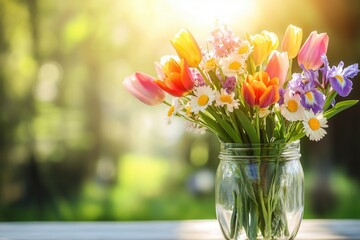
(298, 31, 329, 70)
(249, 31, 279, 66)
(281, 24, 303, 59)
(123, 72, 165, 106)
(154, 58, 194, 97)
(170, 29, 202, 67)
(266, 51, 289, 87)
(242, 71, 279, 108)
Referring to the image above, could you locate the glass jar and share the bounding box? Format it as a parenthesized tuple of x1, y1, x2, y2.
(215, 141, 304, 240)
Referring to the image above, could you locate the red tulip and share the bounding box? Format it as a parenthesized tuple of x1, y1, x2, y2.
(123, 72, 165, 105)
(297, 31, 329, 70)
(154, 58, 194, 97)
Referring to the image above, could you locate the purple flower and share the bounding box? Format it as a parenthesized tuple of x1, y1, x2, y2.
(222, 76, 236, 93)
(328, 62, 359, 97)
(320, 54, 330, 86)
(300, 88, 325, 113)
(288, 73, 305, 94)
(288, 72, 325, 113)
(190, 68, 205, 87)
(321, 54, 359, 97)
(278, 88, 286, 105)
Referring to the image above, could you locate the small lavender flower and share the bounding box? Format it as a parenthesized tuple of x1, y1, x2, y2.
(222, 76, 236, 93)
(278, 88, 286, 105)
(190, 68, 205, 87)
(320, 54, 330, 86)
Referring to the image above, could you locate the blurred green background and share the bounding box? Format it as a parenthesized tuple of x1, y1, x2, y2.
(0, 0, 359, 221)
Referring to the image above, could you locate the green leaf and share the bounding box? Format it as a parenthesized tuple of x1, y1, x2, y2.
(199, 112, 232, 142)
(234, 109, 260, 144)
(323, 91, 337, 111)
(207, 108, 242, 143)
(324, 100, 358, 119)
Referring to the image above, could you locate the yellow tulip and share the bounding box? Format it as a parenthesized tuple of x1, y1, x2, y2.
(249, 31, 279, 66)
(281, 24, 303, 59)
(170, 29, 202, 67)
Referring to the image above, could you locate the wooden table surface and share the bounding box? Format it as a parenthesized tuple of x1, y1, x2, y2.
(0, 219, 359, 240)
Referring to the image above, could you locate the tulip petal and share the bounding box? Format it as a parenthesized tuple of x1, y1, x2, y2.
(180, 59, 194, 91)
(154, 79, 184, 97)
(242, 83, 256, 107)
(123, 73, 164, 106)
(259, 85, 279, 108)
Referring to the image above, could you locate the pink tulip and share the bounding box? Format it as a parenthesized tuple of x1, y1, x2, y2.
(297, 31, 329, 70)
(123, 72, 165, 105)
(266, 51, 289, 88)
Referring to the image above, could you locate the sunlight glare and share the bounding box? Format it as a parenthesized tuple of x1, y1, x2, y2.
(167, 0, 258, 26)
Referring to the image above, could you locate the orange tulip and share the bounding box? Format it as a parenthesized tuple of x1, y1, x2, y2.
(154, 58, 194, 97)
(242, 71, 279, 108)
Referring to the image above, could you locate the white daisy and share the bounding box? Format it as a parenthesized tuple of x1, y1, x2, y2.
(280, 91, 305, 121)
(166, 98, 182, 124)
(190, 86, 216, 114)
(302, 110, 328, 141)
(236, 40, 253, 59)
(219, 52, 247, 77)
(215, 88, 239, 112)
(200, 52, 217, 72)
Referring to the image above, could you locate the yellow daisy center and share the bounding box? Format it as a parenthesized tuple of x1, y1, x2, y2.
(287, 100, 298, 112)
(167, 106, 175, 117)
(229, 61, 242, 70)
(308, 118, 320, 131)
(220, 95, 232, 104)
(198, 95, 209, 106)
(238, 45, 249, 54)
(335, 75, 344, 83)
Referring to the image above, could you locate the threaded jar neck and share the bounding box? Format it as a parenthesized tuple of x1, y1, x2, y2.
(219, 140, 301, 161)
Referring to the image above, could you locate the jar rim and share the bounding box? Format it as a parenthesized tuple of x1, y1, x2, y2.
(219, 140, 301, 161)
(220, 140, 300, 149)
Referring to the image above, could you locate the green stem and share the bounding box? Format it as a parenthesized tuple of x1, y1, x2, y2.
(196, 66, 213, 87)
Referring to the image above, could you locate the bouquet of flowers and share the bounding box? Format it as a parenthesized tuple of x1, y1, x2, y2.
(123, 23, 358, 144)
(123, 23, 359, 239)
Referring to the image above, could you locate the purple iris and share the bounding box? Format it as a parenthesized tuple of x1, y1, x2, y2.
(329, 63, 359, 97)
(321, 54, 359, 97)
(288, 72, 325, 113)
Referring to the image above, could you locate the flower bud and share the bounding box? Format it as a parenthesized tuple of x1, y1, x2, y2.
(281, 24, 303, 59)
(170, 29, 202, 67)
(298, 31, 329, 70)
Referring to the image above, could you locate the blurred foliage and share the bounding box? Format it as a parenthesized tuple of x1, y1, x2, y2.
(0, 0, 359, 221)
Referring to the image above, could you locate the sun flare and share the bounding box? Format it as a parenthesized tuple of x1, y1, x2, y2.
(167, 0, 258, 27)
